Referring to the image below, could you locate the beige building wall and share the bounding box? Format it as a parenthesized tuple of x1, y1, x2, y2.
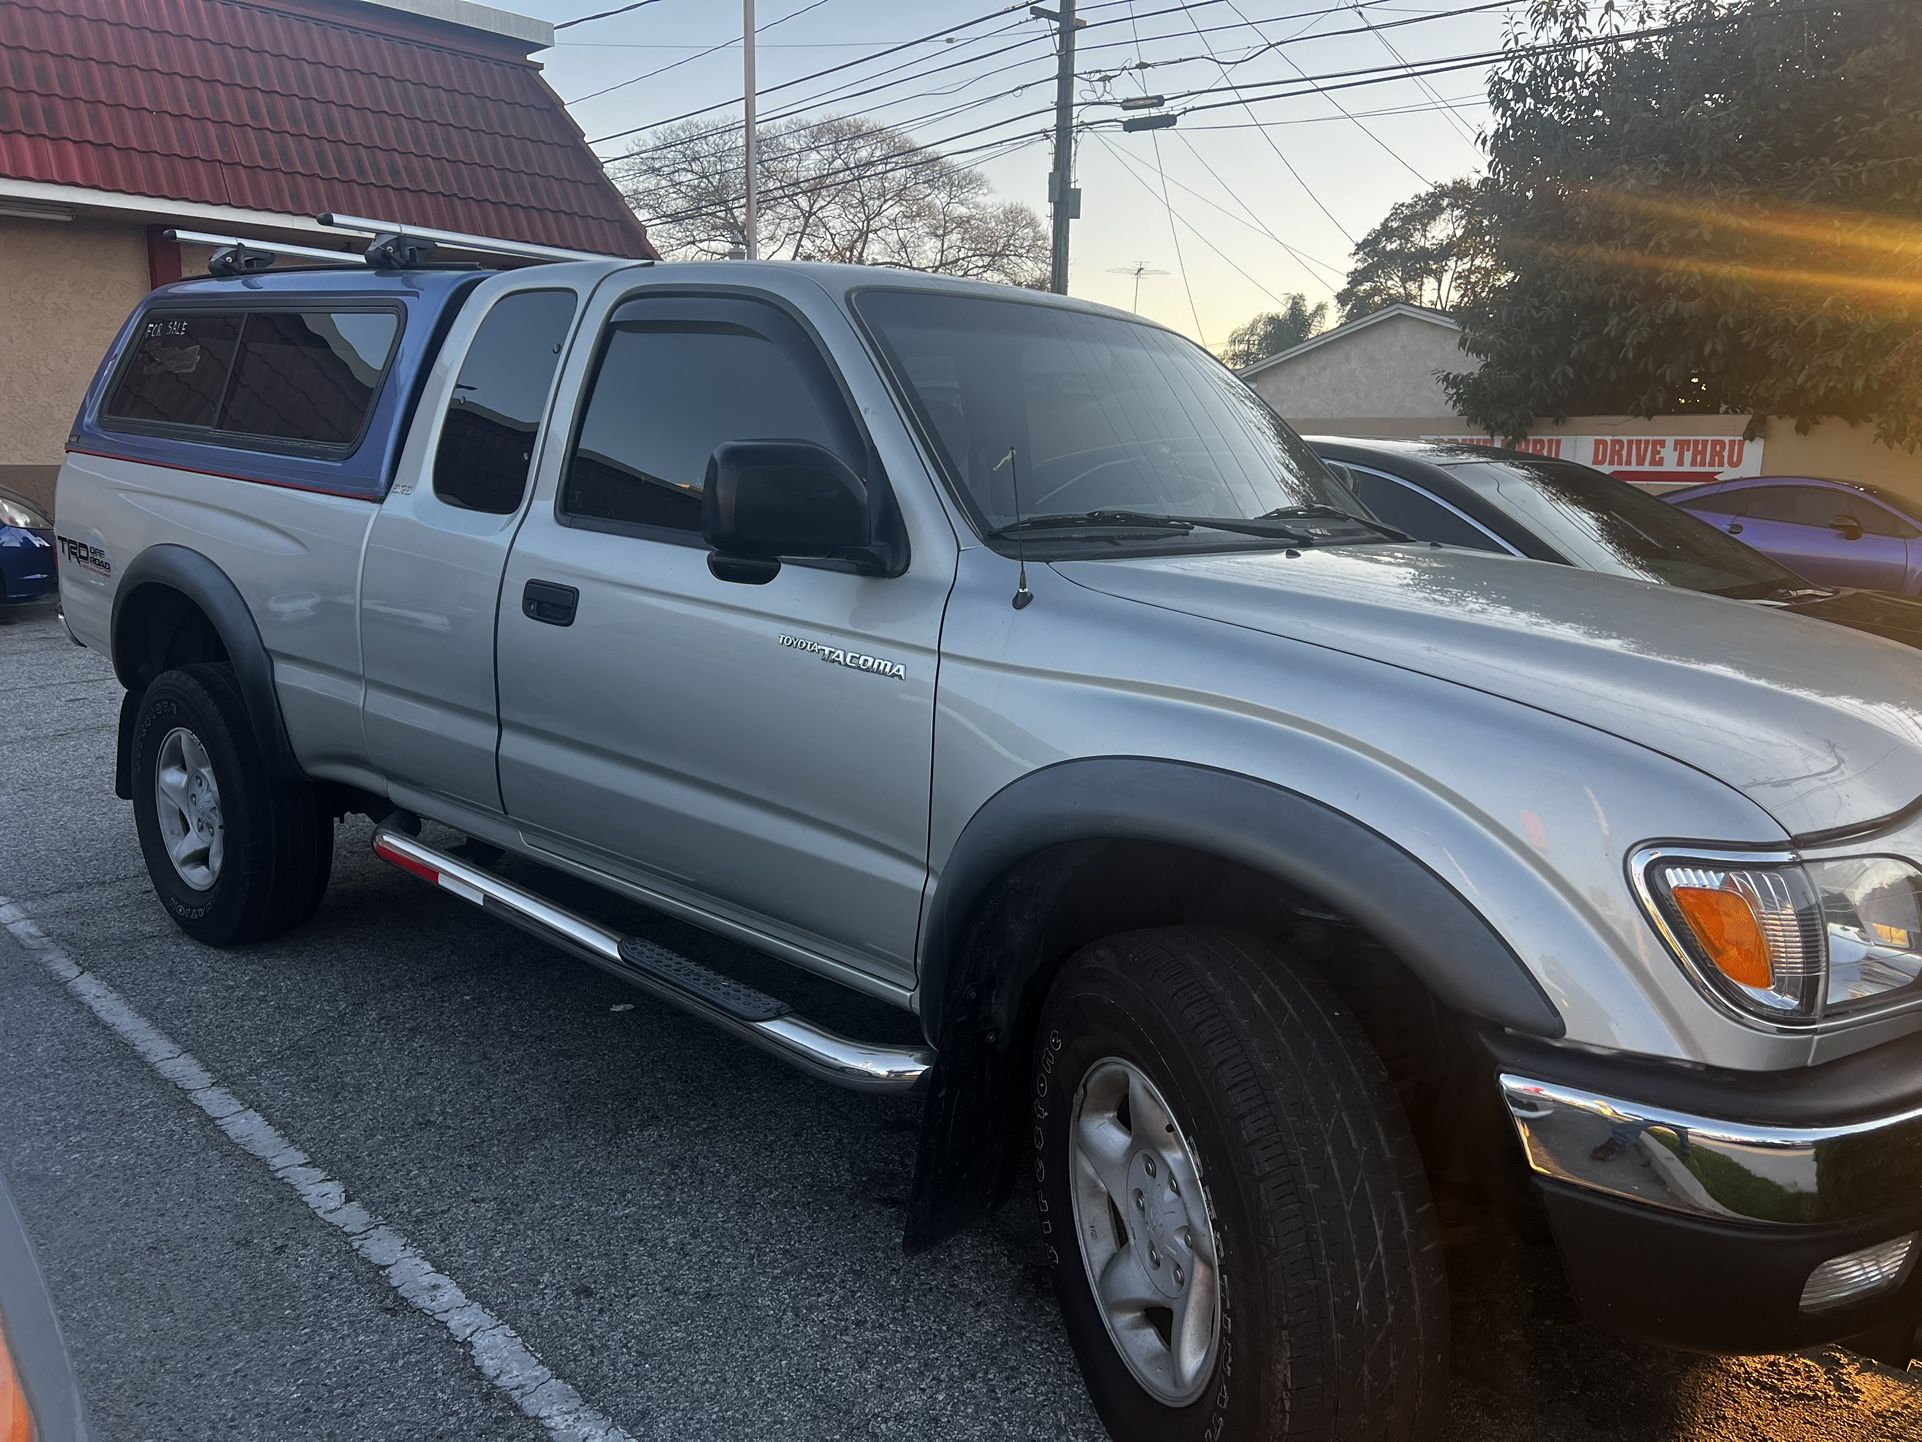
(1759, 417, 1920, 505)
(1245, 313, 1466, 424)
(0, 215, 151, 513)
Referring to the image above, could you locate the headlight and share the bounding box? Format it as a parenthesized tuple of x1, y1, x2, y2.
(1636, 849, 1922, 1024)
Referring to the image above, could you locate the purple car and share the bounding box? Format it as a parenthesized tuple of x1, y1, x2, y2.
(1665, 475, 1922, 595)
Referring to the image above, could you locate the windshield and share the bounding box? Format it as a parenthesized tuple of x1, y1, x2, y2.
(855, 289, 1358, 542)
(1445, 458, 1808, 598)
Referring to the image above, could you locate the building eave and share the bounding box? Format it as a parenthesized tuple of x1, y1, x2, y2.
(1238, 303, 1461, 378)
(352, 0, 553, 52)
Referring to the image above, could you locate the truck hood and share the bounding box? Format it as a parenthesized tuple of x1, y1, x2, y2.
(1055, 544, 1922, 839)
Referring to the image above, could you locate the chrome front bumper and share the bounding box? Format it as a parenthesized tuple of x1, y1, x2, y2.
(1499, 1074, 1922, 1226)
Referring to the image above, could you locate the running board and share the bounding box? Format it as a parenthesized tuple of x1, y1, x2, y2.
(371, 828, 932, 1094)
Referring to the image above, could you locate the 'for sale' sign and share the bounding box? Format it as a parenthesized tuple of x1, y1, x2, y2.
(1423, 431, 1764, 487)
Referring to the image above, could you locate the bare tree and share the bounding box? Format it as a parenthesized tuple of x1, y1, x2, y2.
(614, 115, 1049, 288)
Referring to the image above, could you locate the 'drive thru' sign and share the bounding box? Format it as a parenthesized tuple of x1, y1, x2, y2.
(1424, 431, 1766, 487)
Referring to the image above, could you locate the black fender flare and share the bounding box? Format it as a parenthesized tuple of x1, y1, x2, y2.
(110, 544, 302, 787)
(902, 757, 1561, 1252)
(918, 757, 1563, 1041)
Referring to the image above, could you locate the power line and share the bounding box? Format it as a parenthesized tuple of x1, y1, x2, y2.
(594, 0, 1403, 160)
(1072, 0, 1466, 63)
(1177, 92, 1484, 127)
(634, 118, 1053, 230)
(560, 39, 950, 49)
(583, 3, 1035, 138)
(594, 0, 1378, 150)
(1149, 130, 1207, 342)
(1112, 0, 1900, 115)
(1172, 0, 1354, 243)
(1083, 0, 1514, 74)
(1219, 0, 1434, 184)
(554, 0, 669, 31)
(601, 32, 1052, 162)
(1172, 126, 1339, 274)
(1095, 133, 1292, 312)
(1095, 129, 1345, 282)
(639, 131, 1052, 242)
(568, 0, 836, 106)
(1351, 2, 1481, 148)
(607, 76, 1050, 188)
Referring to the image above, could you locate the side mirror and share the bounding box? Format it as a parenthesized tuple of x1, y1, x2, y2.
(702, 440, 881, 582)
(1322, 460, 1357, 491)
(1830, 514, 1865, 541)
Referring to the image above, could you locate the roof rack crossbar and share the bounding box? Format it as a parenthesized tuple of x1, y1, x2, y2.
(168, 229, 367, 274)
(317, 212, 616, 265)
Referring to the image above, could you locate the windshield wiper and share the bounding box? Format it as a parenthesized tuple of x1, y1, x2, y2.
(1256, 504, 1409, 541)
(987, 510, 1196, 539)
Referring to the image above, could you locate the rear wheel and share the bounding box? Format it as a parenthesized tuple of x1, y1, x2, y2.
(1032, 926, 1447, 1442)
(131, 664, 333, 946)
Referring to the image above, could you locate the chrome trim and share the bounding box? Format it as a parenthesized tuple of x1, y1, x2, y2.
(372, 828, 932, 1094)
(1499, 1073, 1922, 1225)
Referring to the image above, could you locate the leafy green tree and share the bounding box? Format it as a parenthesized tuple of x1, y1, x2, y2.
(1442, 0, 1922, 448)
(1219, 294, 1329, 369)
(1336, 179, 1495, 322)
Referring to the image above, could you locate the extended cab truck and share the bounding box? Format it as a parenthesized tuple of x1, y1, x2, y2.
(54, 247, 1922, 1442)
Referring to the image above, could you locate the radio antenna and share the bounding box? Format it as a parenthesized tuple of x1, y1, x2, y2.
(994, 446, 1034, 610)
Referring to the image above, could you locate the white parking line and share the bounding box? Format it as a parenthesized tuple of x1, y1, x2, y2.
(0, 896, 638, 1442)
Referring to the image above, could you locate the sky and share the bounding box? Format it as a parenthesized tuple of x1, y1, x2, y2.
(511, 0, 1522, 351)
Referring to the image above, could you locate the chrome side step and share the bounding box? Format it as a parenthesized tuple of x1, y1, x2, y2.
(371, 828, 932, 1094)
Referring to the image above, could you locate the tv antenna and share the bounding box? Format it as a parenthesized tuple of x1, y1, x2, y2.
(1108, 261, 1168, 311)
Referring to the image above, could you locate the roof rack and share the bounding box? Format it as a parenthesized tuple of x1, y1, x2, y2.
(318, 212, 617, 265)
(167, 230, 365, 276)
(171, 213, 638, 278)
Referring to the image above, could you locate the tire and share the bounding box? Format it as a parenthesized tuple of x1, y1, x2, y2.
(1032, 926, 1447, 1442)
(130, 663, 333, 946)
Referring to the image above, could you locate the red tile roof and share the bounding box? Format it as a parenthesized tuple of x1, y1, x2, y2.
(0, 0, 656, 258)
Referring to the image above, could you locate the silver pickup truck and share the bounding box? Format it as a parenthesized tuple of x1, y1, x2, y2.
(53, 226, 1922, 1442)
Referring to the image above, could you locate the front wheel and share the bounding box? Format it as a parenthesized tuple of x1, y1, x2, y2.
(1033, 927, 1447, 1442)
(130, 664, 333, 946)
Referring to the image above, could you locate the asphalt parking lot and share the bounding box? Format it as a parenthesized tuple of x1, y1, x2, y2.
(3, 604, 1920, 1442)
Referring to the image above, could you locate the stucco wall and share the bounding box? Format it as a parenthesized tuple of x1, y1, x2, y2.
(0, 216, 150, 512)
(1245, 314, 1465, 424)
(1759, 417, 1920, 505)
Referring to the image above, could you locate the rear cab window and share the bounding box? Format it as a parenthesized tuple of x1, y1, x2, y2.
(75, 269, 483, 502)
(105, 307, 400, 453)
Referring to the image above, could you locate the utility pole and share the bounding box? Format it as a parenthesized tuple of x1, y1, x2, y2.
(743, 0, 758, 260)
(1033, 2, 1080, 294)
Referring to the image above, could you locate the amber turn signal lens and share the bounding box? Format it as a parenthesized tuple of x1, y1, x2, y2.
(0, 1317, 34, 1442)
(1670, 885, 1773, 990)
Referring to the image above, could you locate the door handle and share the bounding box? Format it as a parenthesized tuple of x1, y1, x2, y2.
(522, 579, 579, 627)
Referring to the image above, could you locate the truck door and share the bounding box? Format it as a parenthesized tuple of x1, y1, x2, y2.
(359, 276, 587, 816)
(494, 281, 955, 988)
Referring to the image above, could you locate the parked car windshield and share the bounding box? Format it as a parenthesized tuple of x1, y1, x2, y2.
(856, 289, 1364, 544)
(1447, 458, 1807, 597)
